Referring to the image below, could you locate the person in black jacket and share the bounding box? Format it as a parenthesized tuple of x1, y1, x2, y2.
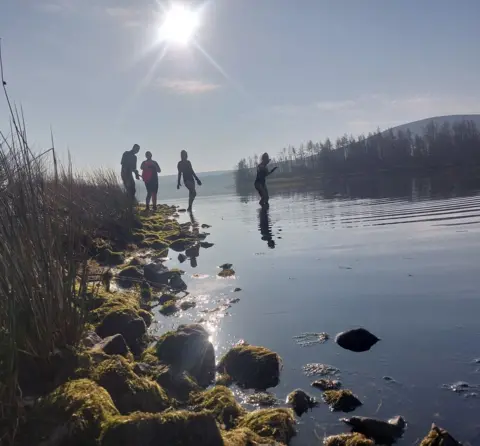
(177, 150, 202, 212)
(121, 144, 141, 199)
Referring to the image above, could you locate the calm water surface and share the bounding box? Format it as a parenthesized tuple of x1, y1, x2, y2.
(152, 187, 480, 445)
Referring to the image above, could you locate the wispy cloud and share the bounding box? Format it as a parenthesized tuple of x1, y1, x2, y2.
(315, 99, 357, 112)
(156, 78, 221, 94)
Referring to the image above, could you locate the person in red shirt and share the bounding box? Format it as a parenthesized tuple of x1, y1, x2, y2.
(140, 151, 161, 211)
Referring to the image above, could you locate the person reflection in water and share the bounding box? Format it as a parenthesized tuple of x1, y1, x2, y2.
(184, 211, 200, 267)
(258, 206, 275, 248)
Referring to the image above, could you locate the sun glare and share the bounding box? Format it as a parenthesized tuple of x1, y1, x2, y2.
(159, 4, 200, 45)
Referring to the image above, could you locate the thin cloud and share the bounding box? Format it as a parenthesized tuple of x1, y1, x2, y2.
(157, 78, 221, 94)
(316, 99, 356, 112)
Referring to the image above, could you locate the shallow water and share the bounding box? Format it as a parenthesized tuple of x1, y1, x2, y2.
(151, 185, 480, 445)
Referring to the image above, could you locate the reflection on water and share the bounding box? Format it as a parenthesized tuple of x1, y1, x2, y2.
(154, 172, 480, 446)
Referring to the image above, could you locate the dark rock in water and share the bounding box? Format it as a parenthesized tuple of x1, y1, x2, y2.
(180, 300, 196, 311)
(101, 411, 224, 446)
(286, 389, 317, 416)
(419, 423, 462, 446)
(159, 301, 179, 316)
(178, 253, 187, 263)
(155, 324, 215, 387)
(218, 268, 235, 278)
(217, 344, 281, 390)
(94, 334, 130, 357)
(341, 415, 406, 444)
(335, 328, 380, 352)
(234, 287, 242, 292)
(138, 309, 153, 327)
(148, 364, 201, 402)
(178, 208, 187, 213)
(324, 433, 374, 446)
(200, 242, 214, 249)
(117, 266, 143, 287)
(229, 298, 240, 304)
(220, 263, 233, 270)
(158, 293, 178, 305)
(442, 381, 478, 394)
(324, 390, 362, 412)
(170, 274, 187, 291)
(246, 392, 278, 407)
(143, 262, 170, 285)
(96, 313, 146, 353)
(129, 257, 146, 266)
(202, 224, 212, 229)
(311, 379, 342, 391)
(169, 237, 196, 252)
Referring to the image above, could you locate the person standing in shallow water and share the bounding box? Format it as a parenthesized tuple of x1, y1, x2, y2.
(140, 151, 161, 211)
(121, 144, 141, 199)
(177, 150, 202, 212)
(255, 152, 277, 207)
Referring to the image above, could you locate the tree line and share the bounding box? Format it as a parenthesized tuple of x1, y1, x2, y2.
(235, 120, 480, 188)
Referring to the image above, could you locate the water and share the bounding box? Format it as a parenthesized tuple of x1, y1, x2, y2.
(150, 180, 480, 445)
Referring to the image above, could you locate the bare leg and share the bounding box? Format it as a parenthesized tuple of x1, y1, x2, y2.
(188, 188, 196, 211)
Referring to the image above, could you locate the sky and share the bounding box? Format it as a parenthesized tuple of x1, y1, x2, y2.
(1, 0, 480, 174)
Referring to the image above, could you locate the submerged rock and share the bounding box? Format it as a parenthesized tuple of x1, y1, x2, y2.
(159, 300, 179, 316)
(238, 408, 296, 444)
(286, 389, 318, 416)
(294, 332, 329, 347)
(335, 328, 380, 352)
(442, 381, 478, 394)
(234, 287, 242, 292)
(246, 392, 279, 407)
(93, 334, 130, 357)
(323, 390, 362, 413)
(180, 300, 196, 311)
(341, 416, 406, 444)
(324, 433, 374, 446)
(217, 344, 281, 390)
(311, 379, 342, 391)
(419, 424, 462, 446)
(302, 363, 340, 377)
(191, 386, 246, 429)
(100, 411, 224, 446)
(201, 223, 212, 228)
(154, 324, 215, 387)
(90, 355, 170, 415)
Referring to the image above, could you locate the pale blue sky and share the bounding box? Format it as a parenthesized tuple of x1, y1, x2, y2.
(1, 0, 480, 173)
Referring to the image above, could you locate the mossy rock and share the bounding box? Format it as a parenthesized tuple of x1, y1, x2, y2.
(324, 433, 374, 446)
(218, 268, 236, 278)
(191, 386, 246, 429)
(138, 308, 153, 327)
(154, 324, 215, 387)
(222, 428, 271, 446)
(90, 355, 170, 414)
(117, 266, 144, 288)
(100, 410, 224, 446)
(216, 373, 234, 387)
(97, 249, 125, 266)
(286, 389, 317, 416)
(218, 344, 281, 390)
(180, 300, 196, 311)
(419, 424, 462, 445)
(323, 390, 362, 413)
(25, 379, 119, 446)
(238, 408, 296, 444)
(159, 300, 179, 316)
(169, 237, 197, 252)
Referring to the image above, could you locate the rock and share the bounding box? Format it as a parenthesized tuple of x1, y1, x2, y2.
(81, 330, 102, 348)
(25, 379, 118, 446)
(129, 257, 146, 266)
(90, 356, 170, 415)
(324, 390, 362, 412)
(234, 287, 242, 292)
(169, 237, 196, 252)
(341, 416, 406, 444)
(185, 243, 200, 258)
(192, 386, 246, 429)
(222, 428, 271, 446)
(220, 263, 233, 269)
(442, 381, 476, 394)
(302, 363, 340, 377)
(200, 242, 214, 248)
(96, 314, 146, 353)
(97, 249, 125, 266)
(153, 364, 201, 401)
(246, 392, 278, 407)
(218, 268, 236, 278)
(169, 273, 187, 291)
(335, 328, 380, 352)
(143, 262, 170, 285)
(157, 293, 178, 305)
(93, 334, 130, 357)
(230, 298, 240, 304)
(311, 379, 342, 391)
(217, 344, 281, 390)
(237, 408, 296, 444)
(178, 208, 187, 213)
(154, 324, 215, 387)
(324, 433, 374, 445)
(286, 389, 317, 416)
(117, 266, 143, 288)
(159, 300, 179, 316)
(178, 253, 187, 263)
(100, 411, 224, 446)
(201, 224, 211, 228)
(419, 424, 462, 446)
(180, 300, 196, 311)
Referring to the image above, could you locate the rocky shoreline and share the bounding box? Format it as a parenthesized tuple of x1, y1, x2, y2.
(19, 204, 461, 446)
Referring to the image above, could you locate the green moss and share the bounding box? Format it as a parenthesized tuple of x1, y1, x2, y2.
(324, 433, 374, 446)
(191, 386, 245, 429)
(141, 346, 159, 365)
(217, 344, 281, 390)
(323, 390, 362, 412)
(91, 292, 141, 325)
(419, 424, 462, 446)
(222, 428, 268, 446)
(29, 379, 119, 446)
(238, 408, 296, 444)
(160, 300, 179, 316)
(100, 410, 224, 446)
(90, 355, 170, 414)
(216, 373, 234, 387)
(140, 281, 152, 300)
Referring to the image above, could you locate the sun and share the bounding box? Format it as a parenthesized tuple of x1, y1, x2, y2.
(159, 4, 200, 45)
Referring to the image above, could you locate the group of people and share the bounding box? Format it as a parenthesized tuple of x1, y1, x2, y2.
(120, 144, 277, 211)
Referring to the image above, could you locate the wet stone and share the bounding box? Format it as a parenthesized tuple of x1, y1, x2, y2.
(323, 390, 362, 413)
(311, 379, 341, 391)
(286, 389, 317, 416)
(245, 392, 279, 408)
(335, 328, 380, 353)
(341, 416, 406, 444)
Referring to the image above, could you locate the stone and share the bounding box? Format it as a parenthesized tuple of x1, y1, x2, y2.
(335, 328, 380, 352)
(419, 423, 462, 446)
(286, 389, 317, 416)
(324, 390, 362, 413)
(96, 313, 146, 353)
(94, 334, 130, 357)
(341, 415, 406, 444)
(311, 379, 342, 391)
(117, 266, 143, 288)
(143, 262, 170, 285)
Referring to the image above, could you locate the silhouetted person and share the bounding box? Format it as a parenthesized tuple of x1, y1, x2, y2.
(140, 151, 161, 211)
(121, 144, 141, 199)
(177, 150, 202, 212)
(255, 152, 277, 207)
(258, 206, 275, 248)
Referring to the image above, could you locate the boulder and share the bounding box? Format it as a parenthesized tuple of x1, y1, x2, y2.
(178, 253, 187, 263)
(323, 390, 362, 413)
(100, 411, 224, 446)
(286, 389, 317, 416)
(117, 266, 143, 288)
(341, 416, 406, 444)
(154, 324, 215, 387)
(94, 334, 130, 357)
(419, 424, 462, 446)
(81, 330, 103, 348)
(169, 273, 187, 291)
(335, 328, 380, 352)
(96, 313, 146, 353)
(143, 262, 170, 285)
(217, 344, 281, 390)
(324, 433, 374, 445)
(97, 249, 125, 266)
